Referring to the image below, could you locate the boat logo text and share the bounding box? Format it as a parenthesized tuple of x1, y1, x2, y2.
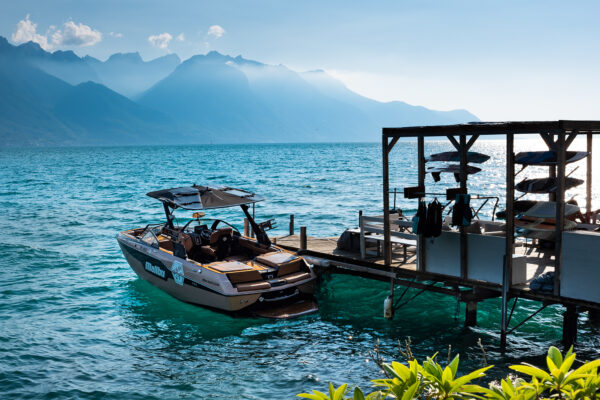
(145, 261, 166, 279)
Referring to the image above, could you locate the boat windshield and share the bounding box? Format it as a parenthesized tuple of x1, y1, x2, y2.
(140, 225, 162, 248)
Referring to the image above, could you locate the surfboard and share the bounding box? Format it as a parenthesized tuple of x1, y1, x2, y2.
(426, 151, 490, 164)
(515, 151, 588, 166)
(427, 164, 482, 182)
(522, 201, 579, 219)
(515, 177, 584, 194)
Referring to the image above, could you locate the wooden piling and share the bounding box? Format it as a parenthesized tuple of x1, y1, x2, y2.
(465, 301, 477, 327)
(417, 136, 426, 272)
(382, 134, 392, 265)
(289, 214, 294, 235)
(501, 133, 515, 349)
(300, 226, 307, 250)
(587, 133, 593, 223)
(459, 135, 468, 280)
(554, 130, 567, 297)
(244, 218, 249, 237)
(562, 305, 578, 347)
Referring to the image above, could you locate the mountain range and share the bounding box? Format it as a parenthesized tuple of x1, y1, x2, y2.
(0, 36, 478, 146)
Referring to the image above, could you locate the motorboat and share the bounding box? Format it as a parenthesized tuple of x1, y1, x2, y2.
(117, 185, 318, 318)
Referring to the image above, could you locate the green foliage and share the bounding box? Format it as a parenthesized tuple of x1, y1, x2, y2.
(298, 346, 600, 400)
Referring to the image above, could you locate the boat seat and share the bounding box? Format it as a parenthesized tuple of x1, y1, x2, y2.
(236, 281, 271, 292)
(200, 245, 216, 258)
(172, 232, 194, 259)
(281, 271, 311, 284)
(256, 252, 299, 268)
(210, 228, 233, 245)
(208, 228, 234, 260)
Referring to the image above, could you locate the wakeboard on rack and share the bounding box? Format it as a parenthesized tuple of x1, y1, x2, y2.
(522, 201, 579, 219)
(515, 177, 584, 194)
(426, 151, 490, 164)
(515, 151, 588, 166)
(427, 164, 482, 182)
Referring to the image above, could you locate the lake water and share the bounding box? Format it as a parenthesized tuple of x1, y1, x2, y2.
(1, 140, 600, 399)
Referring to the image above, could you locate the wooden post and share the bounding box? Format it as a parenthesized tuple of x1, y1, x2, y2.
(501, 133, 515, 350)
(359, 213, 366, 259)
(289, 214, 294, 235)
(554, 130, 567, 297)
(300, 226, 307, 250)
(562, 305, 578, 347)
(244, 218, 249, 237)
(587, 133, 593, 223)
(459, 135, 468, 280)
(382, 133, 392, 266)
(251, 203, 255, 238)
(465, 301, 477, 327)
(417, 136, 426, 272)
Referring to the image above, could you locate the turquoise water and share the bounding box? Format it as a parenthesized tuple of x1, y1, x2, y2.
(1, 141, 600, 399)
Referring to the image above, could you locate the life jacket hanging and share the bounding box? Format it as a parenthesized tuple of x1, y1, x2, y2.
(452, 194, 473, 227)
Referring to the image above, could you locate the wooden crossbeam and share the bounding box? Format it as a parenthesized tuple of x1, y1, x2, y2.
(565, 131, 578, 149)
(387, 136, 400, 153)
(466, 134, 479, 150)
(447, 135, 460, 150)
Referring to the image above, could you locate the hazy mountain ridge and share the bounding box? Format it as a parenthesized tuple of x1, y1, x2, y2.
(0, 36, 478, 146)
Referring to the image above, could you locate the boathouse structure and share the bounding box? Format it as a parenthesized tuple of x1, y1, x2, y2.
(382, 121, 599, 348)
(276, 121, 600, 349)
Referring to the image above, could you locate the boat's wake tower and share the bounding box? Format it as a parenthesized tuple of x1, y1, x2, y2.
(147, 185, 269, 241)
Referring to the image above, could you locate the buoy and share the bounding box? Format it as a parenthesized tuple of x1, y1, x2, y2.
(384, 295, 393, 319)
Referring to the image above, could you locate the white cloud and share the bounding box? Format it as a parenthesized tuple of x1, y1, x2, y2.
(176, 33, 185, 41)
(148, 32, 172, 49)
(207, 25, 226, 38)
(11, 14, 50, 50)
(109, 32, 123, 38)
(52, 21, 102, 47)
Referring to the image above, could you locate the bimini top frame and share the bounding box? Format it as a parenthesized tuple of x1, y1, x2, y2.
(381, 120, 600, 347)
(147, 185, 264, 210)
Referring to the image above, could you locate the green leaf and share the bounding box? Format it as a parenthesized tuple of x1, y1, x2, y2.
(449, 366, 493, 392)
(448, 354, 460, 378)
(298, 390, 329, 400)
(442, 366, 453, 384)
(365, 391, 386, 400)
(546, 356, 559, 375)
(333, 384, 347, 400)
(560, 353, 576, 374)
(401, 381, 420, 400)
(572, 358, 600, 375)
(353, 387, 365, 400)
(510, 365, 552, 382)
(501, 378, 514, 396)
(547, 346, 563, 368)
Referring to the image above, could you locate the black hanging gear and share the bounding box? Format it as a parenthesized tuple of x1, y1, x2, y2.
(412, 200, 427, 235)
(425, 199, 443, 238)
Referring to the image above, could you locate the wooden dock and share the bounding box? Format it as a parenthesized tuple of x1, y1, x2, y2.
(273, 228, 598, 348)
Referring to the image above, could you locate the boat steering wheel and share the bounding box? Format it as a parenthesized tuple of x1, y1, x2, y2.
(210, 219, 240, 234)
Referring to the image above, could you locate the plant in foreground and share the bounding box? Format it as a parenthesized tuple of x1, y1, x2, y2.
(298, 346, 600, 400)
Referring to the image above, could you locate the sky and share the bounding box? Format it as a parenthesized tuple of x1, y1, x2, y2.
(2, 0, 600, 121)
